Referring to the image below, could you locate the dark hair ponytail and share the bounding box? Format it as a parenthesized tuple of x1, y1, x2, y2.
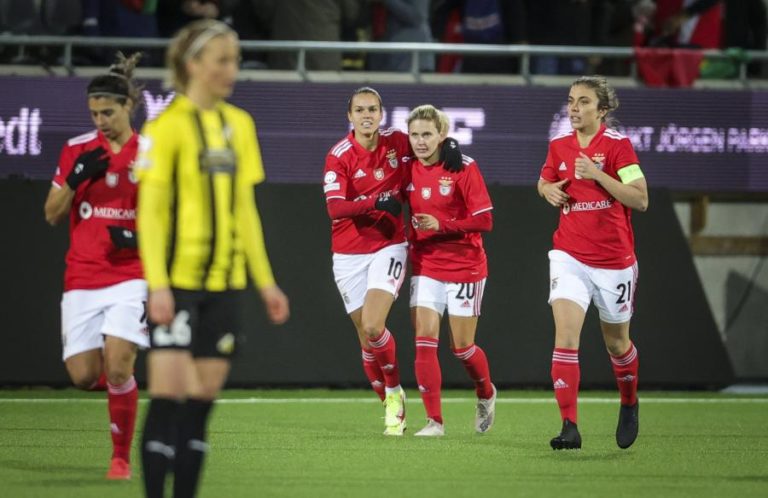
(87, 52, 143, 108)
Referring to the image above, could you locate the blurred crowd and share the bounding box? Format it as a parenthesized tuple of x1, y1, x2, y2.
(0, 0, 766, 76)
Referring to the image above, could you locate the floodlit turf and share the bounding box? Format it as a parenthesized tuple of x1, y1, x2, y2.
(1, 390, 767, 498)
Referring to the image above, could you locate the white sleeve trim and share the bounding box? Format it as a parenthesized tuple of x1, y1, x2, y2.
(472, 206, 493, 216)
(326, 195, 346, 202)
(51, 180, 62, 189)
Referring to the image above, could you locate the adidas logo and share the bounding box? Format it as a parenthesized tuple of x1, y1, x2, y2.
(371, 380, 384, 388)
(618, 304, 629, 313)
(617, 374, 635, 383)
(460, 300, 471, 308)
(559, 162, 567, 171)
(382, 363, 395, 372)
(353, 169, 366, 179)
(553, 378, 569, 389)
(406, 182, 415, 191)
(110, 423, 122, 435)
(418, 385, 428, 393)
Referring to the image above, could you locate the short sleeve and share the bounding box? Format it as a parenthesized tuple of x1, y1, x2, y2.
(239, 112, 266, 186)
(460, 162, 493, 216)
(323, 154, 348, 202)
(135, 119, 176, 186)
(539, 146, 559, 183)
(614, 138, 640, 172)
(52, 144, 75, 188)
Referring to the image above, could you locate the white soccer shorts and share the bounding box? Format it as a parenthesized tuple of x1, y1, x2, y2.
(409, 275, 487, 317)
(61, 279, 149, 360)
(548, 249, 638, 324)
(332, 242, 408, 314)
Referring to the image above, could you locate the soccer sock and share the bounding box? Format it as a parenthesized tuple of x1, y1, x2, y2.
(107, 375, 138, 462)
(141, 398, 181, 498)
(173, 399, 214, 498)
(89, 371, 108, 391)
(361, 348, 386, 401)
(610, 342, 639, 406)
(368, 328, 401, 389)
(415, 336, 442, 424)
(452, 344, 494, 400)
(551, 348, 580, 424)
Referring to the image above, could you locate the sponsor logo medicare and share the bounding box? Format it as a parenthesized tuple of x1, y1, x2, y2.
(563, 199, 613, 215)
(0, 107, 42, 156)
(78, 201, 136, 221)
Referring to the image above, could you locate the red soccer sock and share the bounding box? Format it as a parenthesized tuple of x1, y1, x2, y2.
(610, 342, 639, 406)
(361, 348, 385, 401)
(89, 371, 108, 391)
(107, 376, 138, 462)
(453, 344, 494, 399)
(368, 329, 400, 389)
(551, 348, 580, 424)
(415, 336, 442, 424)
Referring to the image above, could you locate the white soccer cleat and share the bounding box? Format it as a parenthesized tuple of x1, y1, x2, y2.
(383, 387, 406, 436)
(414, 418, 445, 437)
(475, 384, 497, 434)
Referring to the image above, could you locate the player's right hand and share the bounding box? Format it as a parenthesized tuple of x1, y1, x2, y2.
(148, 288, 175, 326)
(375, 192, 402, 217)
(260, 285, 290, 325)
(542, 179, 570, 207)
(66, 147, 110, 190)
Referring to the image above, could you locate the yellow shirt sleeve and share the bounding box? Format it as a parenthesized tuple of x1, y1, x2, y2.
(237, 111, 275, 289)
(136, 119, 175, 291)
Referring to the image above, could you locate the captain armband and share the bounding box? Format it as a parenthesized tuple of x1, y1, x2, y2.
(617, 164, 644, 184)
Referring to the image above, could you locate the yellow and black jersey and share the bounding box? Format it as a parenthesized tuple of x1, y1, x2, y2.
(136, 94, 275, 292)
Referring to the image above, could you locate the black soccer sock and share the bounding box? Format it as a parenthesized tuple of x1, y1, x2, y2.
(173, 398, 214, 498)
(141, 398, 181, 498)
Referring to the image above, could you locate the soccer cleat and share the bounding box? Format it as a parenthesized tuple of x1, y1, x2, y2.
(616, 401, 639, 449)
(106, 457, 131, 480)
(550, 419, 581, 450)
(383, 388, 406, 436)
(414, 418, 445, 437)
(475, 384, 497, 433)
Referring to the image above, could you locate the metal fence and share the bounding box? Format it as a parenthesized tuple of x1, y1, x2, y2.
(0, 35, 767, 84)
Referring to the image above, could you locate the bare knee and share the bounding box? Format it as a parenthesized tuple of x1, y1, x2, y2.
(605, 336, 631, 357)
(67, 366, 100, 390)
(362, 323, 383, 341)
(554, 327, 580, 350)
(104, 349, 136, 386)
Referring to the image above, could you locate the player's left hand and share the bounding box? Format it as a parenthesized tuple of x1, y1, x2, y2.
(414, 213, 440, 231)
(107, 225, 138, 249)
(574, 152, 602, 181)
(260, 285, 290, 325)
(439, 137, 464, 173)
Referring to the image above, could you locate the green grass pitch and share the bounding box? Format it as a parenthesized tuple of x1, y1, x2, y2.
(1, 389, 766, 498)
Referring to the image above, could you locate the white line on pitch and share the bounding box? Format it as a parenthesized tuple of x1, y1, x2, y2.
(0, 397, 766, 404)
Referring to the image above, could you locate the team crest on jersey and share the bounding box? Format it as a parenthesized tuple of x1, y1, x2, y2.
(386, 149, 399, 169)
(374, 168, 385, 181)
(438, 177, 454, 196)
(128, 168, 138, 184)
(106, 172, 119, 188)
(591, 152, 606, 171)
(562, 203, 571, 215)
(421, 187, 432, 199)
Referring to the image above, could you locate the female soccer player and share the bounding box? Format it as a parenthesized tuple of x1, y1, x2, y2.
(136, 20, 289, 498)
(323, 87, 463, 436)
(43, 52, 146, 480)
(406, 105, 496, 437)
(538, 76, 648, 450)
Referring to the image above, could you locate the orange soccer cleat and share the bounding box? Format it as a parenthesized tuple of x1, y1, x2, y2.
(106, 457, 131, 480)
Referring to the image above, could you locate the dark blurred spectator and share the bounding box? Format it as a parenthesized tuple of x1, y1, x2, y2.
(82, 0, 158, 38)
(157, 0, 235, 37)
(722, 0, 767, 75)
(267, 0, 361, 70)
(643, 0, 722, 48)
(526, 0, 610, 75)
(367, 0, 435, 72)
(431, 0, 526, 74)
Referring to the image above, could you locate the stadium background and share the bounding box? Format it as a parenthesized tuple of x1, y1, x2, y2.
(0, 0, 766, 390)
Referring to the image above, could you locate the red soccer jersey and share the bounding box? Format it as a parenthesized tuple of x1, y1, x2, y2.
(52, 130, 143, 291)
(323, 128, 410, 254)
(407, 155, 493, 282)
(540, 124, 640, 269)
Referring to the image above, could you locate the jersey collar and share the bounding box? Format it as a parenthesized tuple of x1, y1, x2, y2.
(348, 130, 380, 155)
(572, 123, 607, 149)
